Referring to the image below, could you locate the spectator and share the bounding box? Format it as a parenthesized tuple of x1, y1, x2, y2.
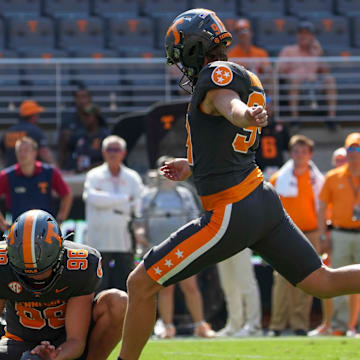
(256, 97, 290, 180)
(318, 133, 360, 337)
(228, 19, 273, 96)
(0, 209, 127, 360)
(141, 156, 215, 338)
(82, 135, 145, 292)
(268, 135, 324, 336)
(0, 137, 73, 230)
(308, 146, 347, 337)
(66, 104, 109, 173)
(332, 147, 347, 168)
(58, 88, 93, 168)
(216, 248, 262, 337)
(0, 100, 55, 167)
(278, 21, 337, 128)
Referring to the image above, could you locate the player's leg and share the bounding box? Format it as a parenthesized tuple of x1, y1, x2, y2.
(251, 194, 360, 300)
(120, 263, 163, 360)
(120, 204, 247, 360)
(85, 288, 127, 360)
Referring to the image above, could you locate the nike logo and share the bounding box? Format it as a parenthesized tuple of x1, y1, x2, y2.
(55, 286, 69, 293)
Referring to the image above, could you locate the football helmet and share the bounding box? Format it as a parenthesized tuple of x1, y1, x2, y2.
(6, 209, 65, 294)
(165, 8, 232, 87)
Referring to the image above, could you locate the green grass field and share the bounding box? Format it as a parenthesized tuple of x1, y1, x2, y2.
(108, 337, 360, 360)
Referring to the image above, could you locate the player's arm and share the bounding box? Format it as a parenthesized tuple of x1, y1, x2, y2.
(203, 88, 268, 128)
(53, 293, 94, 360)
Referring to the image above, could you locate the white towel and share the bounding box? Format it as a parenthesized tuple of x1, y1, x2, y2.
(275, 159, 324, 209)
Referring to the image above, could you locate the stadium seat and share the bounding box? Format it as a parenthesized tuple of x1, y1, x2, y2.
(191, 0, 237, 16)
(141, 0, 189, 17)
(238, 0, 285, 17)
(71, 48, 118, 58)
(58, 17, 105, 51)
(0, 0, 40, 17)
(0, 19, 5, 49)
(255, 17, 298, 54)
(92, 0, 140, 18)
(8, 17, 55, 50)
(44, 0, 90, 18)
(108, 17, 154, 51)
(352, 17, 360, 48)
(311, 17, 350, 50)
(336, 0, 360, 16)
(155, 17, 173, 49)
(287, 0, 334, 17)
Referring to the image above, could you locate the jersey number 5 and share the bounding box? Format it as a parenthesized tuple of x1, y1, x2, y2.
(232, 91, 266, 154)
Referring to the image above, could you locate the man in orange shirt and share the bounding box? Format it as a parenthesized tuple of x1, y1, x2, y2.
(228, 19, 273, 96)
(268, 135, 324, 336)
(318, 133, 360, 337)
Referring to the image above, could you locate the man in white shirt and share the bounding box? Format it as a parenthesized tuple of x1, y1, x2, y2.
(83, 135, 145, 291)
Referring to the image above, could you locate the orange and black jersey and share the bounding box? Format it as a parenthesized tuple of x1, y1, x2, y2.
(187, 61, 265, 210)
(0, 240, 102, 343)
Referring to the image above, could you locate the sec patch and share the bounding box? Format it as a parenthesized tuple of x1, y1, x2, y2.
(211, 65, 233, 86)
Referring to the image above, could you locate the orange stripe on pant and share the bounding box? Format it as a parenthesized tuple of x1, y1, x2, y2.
(23, 212, 35, 269)
(147, 206, 227, 284)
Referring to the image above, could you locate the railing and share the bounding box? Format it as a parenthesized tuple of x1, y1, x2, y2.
(0, 56, 359, 130)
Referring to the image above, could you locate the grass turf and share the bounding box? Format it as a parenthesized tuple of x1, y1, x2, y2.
(108, 336, 360, 360)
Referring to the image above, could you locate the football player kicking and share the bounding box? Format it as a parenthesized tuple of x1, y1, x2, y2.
(0, 209, 127, 360)
(119, 8, 360, 360)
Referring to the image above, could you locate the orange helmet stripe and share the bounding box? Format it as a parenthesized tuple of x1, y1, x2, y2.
(166, 18, 184, 46)
(212, 13, 227, 33)
(23, 211, 37, 269)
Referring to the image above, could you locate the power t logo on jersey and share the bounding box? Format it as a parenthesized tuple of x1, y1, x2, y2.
(211, 65, 233, 86)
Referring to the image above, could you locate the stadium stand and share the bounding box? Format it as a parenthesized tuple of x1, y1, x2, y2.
(0, 0, 357, 129)
(191, 0, 237, 16)
(352, 17, 360, 48)
(58, 17, 105, 51)
(238, 0, 285, 17)
(0, 19, 5, 49)
(336, 0, 360, 16)
(108, 17, 154, 51)
(8, 17, 55, 50)
(311, 17, 350, 50)
(92, 0, 140, 18)
(287, 0, 334, 17)
(0, 0, 41, 18)
(255, 17, 298, 55)
(141, 0, 189, 17)
(43, 0, 90, 18)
